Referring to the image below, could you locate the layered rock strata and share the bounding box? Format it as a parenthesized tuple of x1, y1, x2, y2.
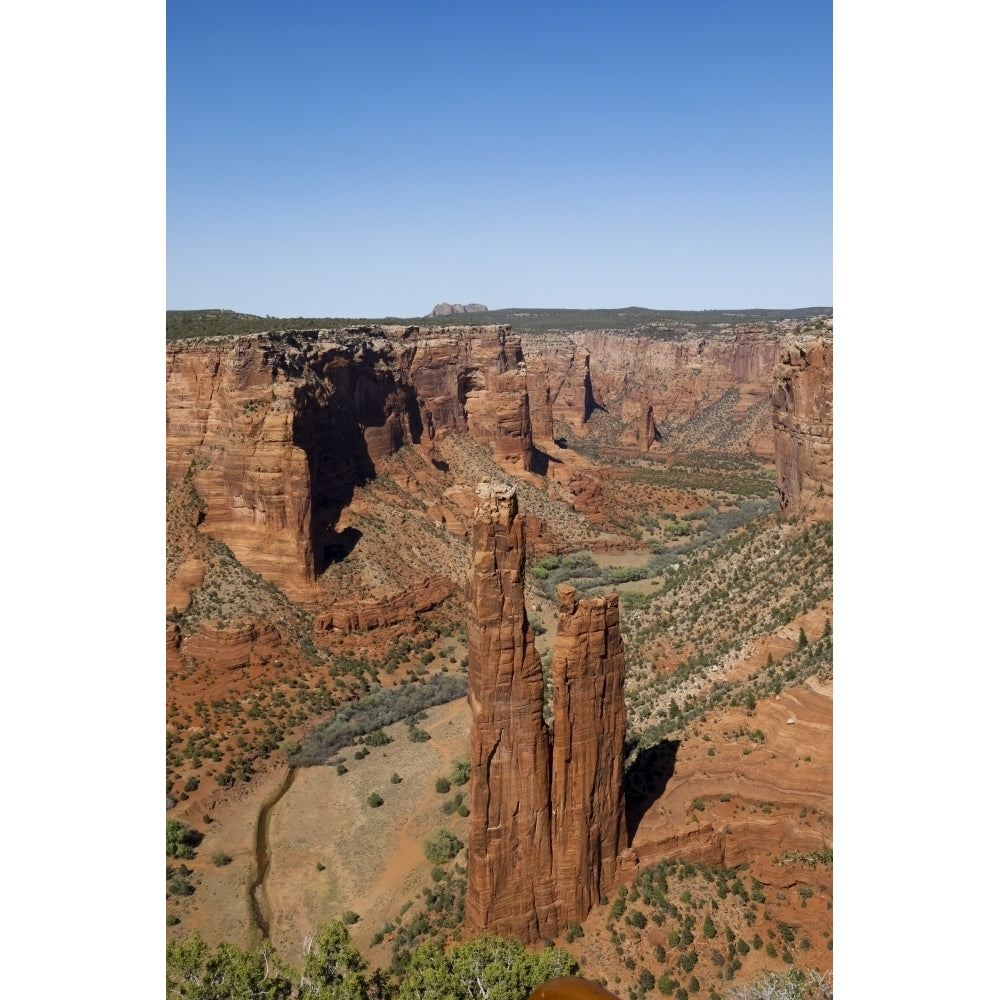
(550, 584, 628, 923)
(520, 328, 781, 455)
(465, 485, 627, 943)
(771, 328, 833, 519)
(166, 326, 542, 600)
(465, 482, 558, 940)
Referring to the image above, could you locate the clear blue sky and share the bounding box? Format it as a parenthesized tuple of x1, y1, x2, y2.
(168, 1, 831, 317)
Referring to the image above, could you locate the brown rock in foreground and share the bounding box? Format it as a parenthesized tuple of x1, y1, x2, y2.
(465, 482, 558, 941)
(465, 486, 627, 943)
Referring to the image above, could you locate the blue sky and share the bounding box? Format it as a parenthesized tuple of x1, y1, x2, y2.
(168, 1, 831, 316)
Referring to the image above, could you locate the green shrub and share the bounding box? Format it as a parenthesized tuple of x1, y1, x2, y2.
(342, 910, 360, 925)
(167, 875, 195, 897)
(211, 851, 232, 867)
(390, 772, 402, 784)
(166, 913, 180, 926)
(435, 776, 452, 794)
(166, 819, 201, 859)
(423, 828, 463, 864)
(367, 792, 384, 808)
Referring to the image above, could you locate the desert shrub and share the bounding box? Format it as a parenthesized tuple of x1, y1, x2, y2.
(166, 913, 180, 926)
(658, 974, 679, 995)
(184, 776, 199, 793)
(362, 729, 392, 747)
(342, 910, 360, 925)
(367, 792, 384, 808)
(166, 819, 202, 859)
(430, 866, 445, 883)
(390, 772, 402, 784)
(449, 757, 471, 785)
(435, 776, 452, 794)
(292, 673, 466, 764)
(167, 875, 195, 897)
(423, 828, 463, 864)
(211, 851, 232, 867)
(336, 764, 348, 775)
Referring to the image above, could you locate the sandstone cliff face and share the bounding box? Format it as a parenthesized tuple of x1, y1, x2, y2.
(166, 326, 540, 601)
(465, 486, 627, 943)
(519, 328, 780, 455)
(550, 584, 628, 924)
(465, 482, 558, 941)
(771, 326, 833, 520)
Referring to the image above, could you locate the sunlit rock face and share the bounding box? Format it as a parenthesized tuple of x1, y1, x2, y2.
(465, 485, 628, 943)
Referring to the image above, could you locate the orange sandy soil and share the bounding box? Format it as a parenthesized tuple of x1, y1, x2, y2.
(168, 672, 830, 990)
(167, 698, 473, 971)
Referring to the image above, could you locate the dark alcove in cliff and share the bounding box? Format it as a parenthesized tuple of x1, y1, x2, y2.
(624, 739, 679, 844)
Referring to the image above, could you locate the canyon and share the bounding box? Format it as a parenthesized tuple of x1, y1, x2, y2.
(166, 312, 833, 993)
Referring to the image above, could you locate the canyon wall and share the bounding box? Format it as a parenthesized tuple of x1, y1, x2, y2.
(520, 327, 781, 455)
(167, 321, 803, 605)
(771, 327, 833, 520)
(465, 485, 628, 943)
(166, 326, 540, 600)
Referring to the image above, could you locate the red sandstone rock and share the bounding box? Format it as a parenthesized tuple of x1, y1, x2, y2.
(181, 619, 281, 671)
(521, 328, 781, 457)
(465, 487, 629, 944)
(550, 584, 628, 926)
(464, 483, 559, 941)
(166, 326, 544, 601)
(771, 326, 833, 519)
(312, 575, 452, 634)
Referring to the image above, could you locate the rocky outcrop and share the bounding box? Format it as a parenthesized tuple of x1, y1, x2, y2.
(312, 574, 452, 635)
(430, 302, 488, 316)
(465, 485, 627, 943)
(771, 325, 833, 519)
(465, 482, 558, 940)
(166, 326, 542, 600)
(519, 328, 781, 455)
(181, 619, 282, 671)
(550, 584, 628, 924)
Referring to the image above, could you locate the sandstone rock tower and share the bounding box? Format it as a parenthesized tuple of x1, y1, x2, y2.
(550, 583, 627, 923)
(465, 482, 558, 940)
(465, 483, 627, 943)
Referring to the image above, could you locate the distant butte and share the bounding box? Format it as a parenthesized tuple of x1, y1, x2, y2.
(430, 302, 489, 316)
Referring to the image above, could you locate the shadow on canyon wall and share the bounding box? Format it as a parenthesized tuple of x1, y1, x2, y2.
(624, 739, 679, 844)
